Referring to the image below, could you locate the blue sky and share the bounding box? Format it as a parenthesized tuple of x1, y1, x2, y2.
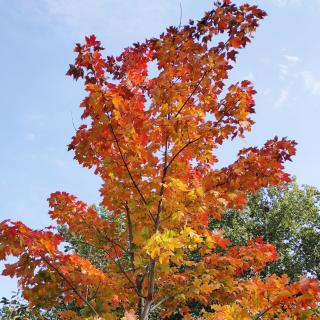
(0, 0, 319, 298)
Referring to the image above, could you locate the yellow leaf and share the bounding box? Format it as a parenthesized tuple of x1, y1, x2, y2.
(113, 109, 121, 121)
(169, 178, 189, 192)
(112, 95, 122, 108)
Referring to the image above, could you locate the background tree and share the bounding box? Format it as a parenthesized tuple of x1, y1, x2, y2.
(0, 294, 40, 320)
(213, 180, 320, 280)
(1, 1, 319, 319)
(0, 293, 62, 320)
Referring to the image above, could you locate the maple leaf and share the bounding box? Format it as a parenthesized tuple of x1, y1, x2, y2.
(230, 37, 243, 48)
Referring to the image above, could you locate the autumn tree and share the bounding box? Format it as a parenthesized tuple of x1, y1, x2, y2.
(1, 1, 319, 319)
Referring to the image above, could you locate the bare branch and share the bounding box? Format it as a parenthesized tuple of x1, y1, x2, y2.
(70, 111, 77, 131)
(178, 2, 183, 29)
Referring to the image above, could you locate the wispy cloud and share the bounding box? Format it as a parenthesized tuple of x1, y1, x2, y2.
(278, 64, 289, 80)
(275, 51, 320, 103)
(274, 89, 289, 108)
(277, 54, 300, 81)
(301, 71, 320, 96)
(283, 54, 300, 63)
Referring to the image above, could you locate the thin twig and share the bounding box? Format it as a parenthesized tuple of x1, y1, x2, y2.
(178, 2, 183, 29)
(70, 111, 77, 131)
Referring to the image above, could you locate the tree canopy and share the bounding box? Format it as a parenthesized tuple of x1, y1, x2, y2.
(1, 1, 319, 319)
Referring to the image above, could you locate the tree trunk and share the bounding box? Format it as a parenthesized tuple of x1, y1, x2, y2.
(140, 300, 152, 320)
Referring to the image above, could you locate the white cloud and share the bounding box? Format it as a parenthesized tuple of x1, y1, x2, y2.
(301, 72, 320, 96)
(283, 55, 300, 63)
(278, 64, 289, 80)
(274, 89, 289, 108)
(277, 55, 300, 81)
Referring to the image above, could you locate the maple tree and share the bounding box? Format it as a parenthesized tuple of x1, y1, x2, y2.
(1, 1, 319, 319)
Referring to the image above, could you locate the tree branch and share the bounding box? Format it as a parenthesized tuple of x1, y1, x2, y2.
(124, 202, 135, 271)
(166, 136, 202, 171)
(76, 210, 127, 253)
(106, 246, 146, 299)
(173, 36, 233, 119)
(174, 69, 210, 118)
(141, 134, 170, 319)
(106, 112, 156, 224)
(40, 255, 99, 316)
(150, 296, 169, 312)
